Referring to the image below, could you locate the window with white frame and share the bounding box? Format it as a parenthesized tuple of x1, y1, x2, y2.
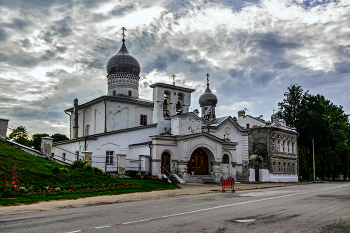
(106, 151, 114, 165)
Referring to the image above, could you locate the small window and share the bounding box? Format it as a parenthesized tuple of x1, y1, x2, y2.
(140, 114, 147, 126)
(113, 90, 116, 95)
(106, 151, 114, 165)
(85, 125, 90, 136)
(278, 162, 281, 172)
(273, 162, 275, 173)
(128, 90, 132, 96)
(292, 163, 295, 173)
(222, 154, 229, 163)
(246, 124, 250, 129)
(75, 151, 79, 160)
(292, 142, 294, 153)
(62, 153, 66, 161)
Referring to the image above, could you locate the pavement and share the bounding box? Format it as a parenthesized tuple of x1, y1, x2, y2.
(0, 182, 312, 216)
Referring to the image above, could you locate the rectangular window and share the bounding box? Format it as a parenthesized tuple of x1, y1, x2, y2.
(287, 142, 290, 153)
(140, 114, 147, 126)
(272, 140, 275, 151)
(75, 151, 79, 160)
(106, 151, 114, 165)
(292, 143, 294, 153)
(62, 153, 66, 161)
(278, 141, 280, 152)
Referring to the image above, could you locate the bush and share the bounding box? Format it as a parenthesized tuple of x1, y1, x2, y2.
(82, 165, 94, 173)
(52, 167, 60, 173)
(93, 167, 103, 174)
(125, 170, 138, 177)
(71, 160, 87, 170)
(59, 167, 69, 173)
(44, 164, 53, 169)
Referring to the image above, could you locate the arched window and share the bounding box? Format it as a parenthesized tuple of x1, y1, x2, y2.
(283, 162, 286, 173)
(278, 141, 280, 152)
(222, 154, 229, 163)
(128, 90, 132, 96)
(292, 163, 295, 173)
(287, 163, 290, 173)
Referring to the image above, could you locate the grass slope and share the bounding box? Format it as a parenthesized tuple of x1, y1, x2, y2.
(0, 140, 179, 206)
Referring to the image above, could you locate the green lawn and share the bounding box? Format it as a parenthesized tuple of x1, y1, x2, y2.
(0, 140, 179, 206)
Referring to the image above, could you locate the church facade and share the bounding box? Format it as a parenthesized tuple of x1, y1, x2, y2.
(52, 32, 297, 183)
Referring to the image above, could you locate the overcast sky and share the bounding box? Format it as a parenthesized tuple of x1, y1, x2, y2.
(0, 0, 349, 137)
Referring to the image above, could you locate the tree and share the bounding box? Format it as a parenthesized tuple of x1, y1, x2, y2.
(51, 133, 69, 143)
(8, 126, 32, 147)
(32, 133, 49, 151)
(277, 85, 350, 180)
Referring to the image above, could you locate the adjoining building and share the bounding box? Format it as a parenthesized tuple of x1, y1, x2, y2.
(237, 111, 298, 182)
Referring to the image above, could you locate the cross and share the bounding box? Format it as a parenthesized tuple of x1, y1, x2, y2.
(121, 27, 127, 41)
(172, 74, 176, 85)
(206, 73, 210, 86)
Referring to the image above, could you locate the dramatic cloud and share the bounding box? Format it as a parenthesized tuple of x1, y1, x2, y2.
(0, 0, 350, 137)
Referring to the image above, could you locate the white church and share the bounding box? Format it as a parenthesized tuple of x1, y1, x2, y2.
(51, 30, 298, 183)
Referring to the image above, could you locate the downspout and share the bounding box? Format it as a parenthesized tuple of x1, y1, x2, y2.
(148, 141, 153, 175)
(64, 110, 71, 139)
(104, 97, 107, 133)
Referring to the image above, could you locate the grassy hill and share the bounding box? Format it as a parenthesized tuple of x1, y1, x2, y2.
(0, 140, 179, 206)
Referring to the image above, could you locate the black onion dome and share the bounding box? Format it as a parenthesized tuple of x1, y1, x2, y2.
(199, 85, 218, 107)
(106, 41, 141, 76)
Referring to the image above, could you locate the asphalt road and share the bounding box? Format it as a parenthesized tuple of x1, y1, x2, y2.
(1, 182, 350, 233)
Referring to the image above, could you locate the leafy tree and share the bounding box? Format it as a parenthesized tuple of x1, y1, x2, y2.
(277, 84, 350, 180)
(32, 133, 49, 151)
(51, 133, 69, 143)
(8, 126, 32, 147)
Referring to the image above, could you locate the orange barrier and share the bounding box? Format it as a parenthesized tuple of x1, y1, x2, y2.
(221, 178, 235, 192)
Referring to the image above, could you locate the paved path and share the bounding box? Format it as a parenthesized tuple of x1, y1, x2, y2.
(0, 182, 311, 216)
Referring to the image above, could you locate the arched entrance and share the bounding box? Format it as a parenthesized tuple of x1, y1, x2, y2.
(161, 152, 171, 173)
(187, 148, 208, 175)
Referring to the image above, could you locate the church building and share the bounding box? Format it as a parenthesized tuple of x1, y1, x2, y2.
(51, 29, 297, 183)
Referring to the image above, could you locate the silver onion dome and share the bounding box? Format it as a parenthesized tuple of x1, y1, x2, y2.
(199, 85, 218, 107)
(106, 40, 141, 76)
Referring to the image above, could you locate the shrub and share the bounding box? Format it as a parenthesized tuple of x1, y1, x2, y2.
(125, 170, 138, 177)
(59, 168, 69, 173)
(71, 160, 87, 170)
(82, 165, 94, 173)
(44, 164, 53, 169)
(93, 167, 103, 174)
(52, 167, 60, 173)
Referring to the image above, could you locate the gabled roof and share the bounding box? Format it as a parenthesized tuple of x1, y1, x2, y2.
(202, 116, 248, 132)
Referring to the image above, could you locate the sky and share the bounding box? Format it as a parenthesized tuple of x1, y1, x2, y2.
(0, 0, 349, 137)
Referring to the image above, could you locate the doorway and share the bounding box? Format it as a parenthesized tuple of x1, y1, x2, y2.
(188, 148, 208, 175)
(161, 152, 171, 173)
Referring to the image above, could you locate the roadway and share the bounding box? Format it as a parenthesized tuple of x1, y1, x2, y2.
(0, 182, 349, 233)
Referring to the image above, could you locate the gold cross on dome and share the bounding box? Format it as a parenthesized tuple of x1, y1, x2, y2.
(121, 27, 127, 40)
